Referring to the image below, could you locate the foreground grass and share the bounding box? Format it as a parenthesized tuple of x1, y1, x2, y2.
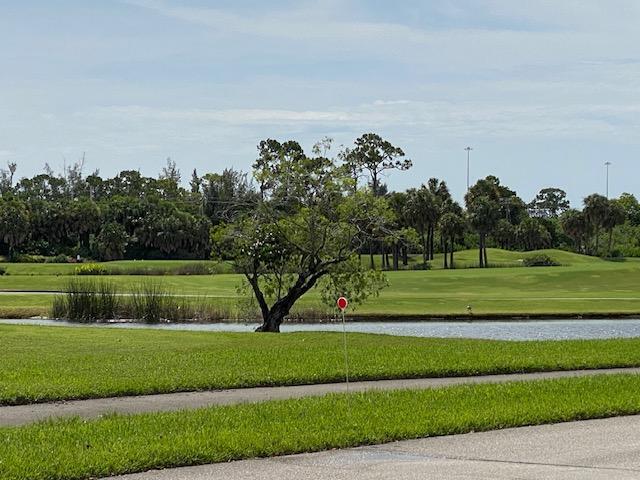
(2, 249, 640, 317)
(3, 374, 640, 480)
(5, 325, 640, 405)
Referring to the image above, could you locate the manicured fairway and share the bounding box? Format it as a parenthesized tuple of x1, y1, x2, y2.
(2, 374, 640, 480)
(2, 249, 640, 318)
(5, 325, 640, 405)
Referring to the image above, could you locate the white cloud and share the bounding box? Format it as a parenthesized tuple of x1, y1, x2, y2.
(76, 98, 640, 141)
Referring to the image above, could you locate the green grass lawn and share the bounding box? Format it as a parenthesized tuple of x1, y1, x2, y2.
(0, 259, 234, 275)
(3, 373, 640, 480)
(2, 248, 640, 318)
(5, 325, 640, 405)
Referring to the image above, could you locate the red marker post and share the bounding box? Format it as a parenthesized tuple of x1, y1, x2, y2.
(337, 296, 348, 311)
(337, 296, 350, 393)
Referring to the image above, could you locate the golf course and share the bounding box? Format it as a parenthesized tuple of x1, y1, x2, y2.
(2, 248, 640, 319)
(4, 251, 640, 479)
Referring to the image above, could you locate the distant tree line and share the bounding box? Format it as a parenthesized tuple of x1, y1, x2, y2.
(0, 135, 637, 268)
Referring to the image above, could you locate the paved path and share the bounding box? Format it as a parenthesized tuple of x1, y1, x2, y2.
(104, 415, 640, 479)
(3, 367, 640, 427)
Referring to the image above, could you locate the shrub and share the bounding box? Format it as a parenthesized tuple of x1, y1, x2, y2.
(104, 263, 217, 276)
(75, 264, 108, 275)
(410, 262, 431, 270)
(523, 254, 560, 267)
(620, 246, 640, 258)
(106, 266, 168, 276)
(11, 254, 45, 263)
(0, 266, 6, 276)
(45, 254, 69, 264)
(607, 249, 624, 259)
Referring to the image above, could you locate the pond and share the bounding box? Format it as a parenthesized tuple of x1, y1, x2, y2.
(3, 318, 640, 341)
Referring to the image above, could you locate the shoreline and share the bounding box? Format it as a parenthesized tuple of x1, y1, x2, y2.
(3, 312, 640, 324)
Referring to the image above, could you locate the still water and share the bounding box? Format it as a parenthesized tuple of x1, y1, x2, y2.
(3, 318, 640, 341)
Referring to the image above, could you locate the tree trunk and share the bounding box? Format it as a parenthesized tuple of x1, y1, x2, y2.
(449, 237, 454, 269)
(369, 240, 375, 269)
(254, 273, 323, 332)
(393, 242, 399, 270)
(428, 225, 435, 260)
(594, 227, 600, 256)
(402, 246, 408, 266)
(478, 234, 484, 268)
(443, 236, 448, 269)
(422, 232, 427, 264)
(255, 314, 281, 332)
(483, 244, 488, 267)
(256, 296, 295, 332)
(608, 229, 614, 256)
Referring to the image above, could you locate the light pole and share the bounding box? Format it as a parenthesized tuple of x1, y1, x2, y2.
(605, 161, 612, 198)
(464, 146, 473, 192)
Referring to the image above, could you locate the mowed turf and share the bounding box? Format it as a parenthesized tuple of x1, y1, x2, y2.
(1, 249, 640, 317)
(3, 374, 640, 480)
(5, 325, 640, 405)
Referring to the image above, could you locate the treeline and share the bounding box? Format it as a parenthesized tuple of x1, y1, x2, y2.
(0, 159, 255, 261)
(0, 134, 638, 266)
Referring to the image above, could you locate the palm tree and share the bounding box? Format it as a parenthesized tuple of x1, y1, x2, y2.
(560, 209, 588, 253)
(426, 178, 452, 260)
(494, 219, 516, 250)
(583, 194, 609, 255)
(405, 187, 437, 264)
(440, 211, 465, 269)
(603, 201, 626, 255)
(467, 196, 500, 267)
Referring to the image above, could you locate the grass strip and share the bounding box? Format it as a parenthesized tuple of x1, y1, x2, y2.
(2, 374, 640, 480)
(6, 325, 640, 405)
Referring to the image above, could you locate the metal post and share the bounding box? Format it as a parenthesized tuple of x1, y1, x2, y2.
(605, 162, 611, 199)
(341, 308, 350, 394)
(465, 147, 473, 192)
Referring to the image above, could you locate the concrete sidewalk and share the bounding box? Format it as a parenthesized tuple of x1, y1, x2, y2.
(2, 367, 640, 427)
(104, 415, 640, 479)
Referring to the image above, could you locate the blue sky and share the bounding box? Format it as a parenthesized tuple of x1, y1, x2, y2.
(1, 1, 639, 205)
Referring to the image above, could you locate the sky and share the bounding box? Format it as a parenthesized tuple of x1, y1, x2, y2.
(1, 0, 639, 206)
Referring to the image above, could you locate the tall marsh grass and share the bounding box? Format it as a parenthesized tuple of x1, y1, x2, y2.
(51, 278, 119, 322)
(52, 278, 233, 323)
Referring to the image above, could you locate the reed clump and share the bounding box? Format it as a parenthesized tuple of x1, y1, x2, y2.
(52, 278, 233, 323)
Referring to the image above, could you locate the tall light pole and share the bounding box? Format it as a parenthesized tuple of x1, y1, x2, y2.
(464, 146, 473, 192)
(605, 161, 612, 199)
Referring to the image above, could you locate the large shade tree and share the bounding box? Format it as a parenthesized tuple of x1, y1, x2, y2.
(529, 188, 570, 218)
(346, 133, 411, 195)
(0, 199, 30, 258)
(222, 139, 388, 332)
(344, 133, 411, 268)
